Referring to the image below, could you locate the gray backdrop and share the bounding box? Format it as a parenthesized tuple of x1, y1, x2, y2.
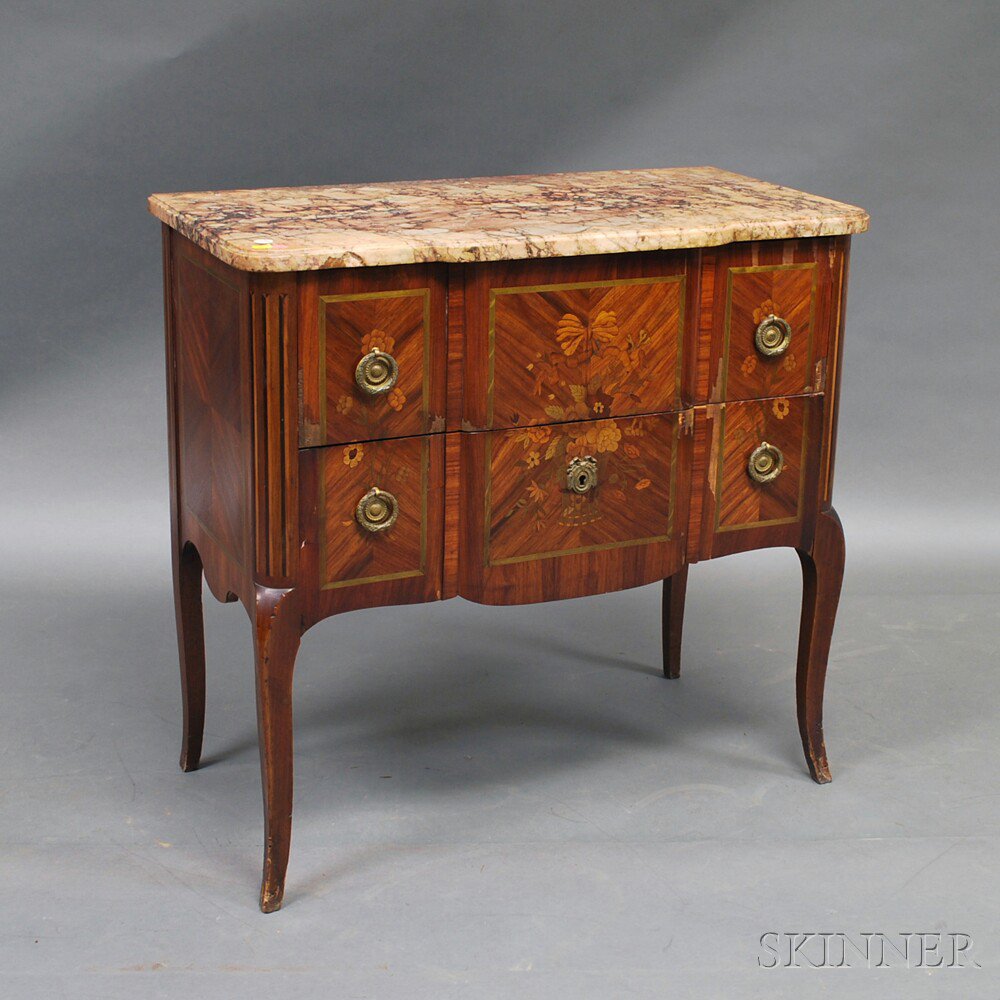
(2, 2, 998, 998)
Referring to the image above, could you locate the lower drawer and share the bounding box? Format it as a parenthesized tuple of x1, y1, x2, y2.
(458, 413, 690, 604)
(298, 434, 445, 614)
(690, 394, 823, 560)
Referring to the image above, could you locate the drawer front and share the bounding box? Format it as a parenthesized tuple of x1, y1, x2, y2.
(299, 264, 447, 446)
(458, 413, 691, 604)
(461, 253, 690, 431)
(299, 434, 445, 612)
(690, 395, 823, 559)
(698, 239, 846, 404)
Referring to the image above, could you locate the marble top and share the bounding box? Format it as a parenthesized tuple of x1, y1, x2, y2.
(148, 166, 869, 272)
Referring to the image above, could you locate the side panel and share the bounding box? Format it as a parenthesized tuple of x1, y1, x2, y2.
(819, 238, 851, 503)
(169, 231, 252, 602)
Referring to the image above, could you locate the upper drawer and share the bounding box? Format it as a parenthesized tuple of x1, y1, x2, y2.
(696, 238, 848, 403)
(299, 264, 447, 446)
(459, 252, 692, 431)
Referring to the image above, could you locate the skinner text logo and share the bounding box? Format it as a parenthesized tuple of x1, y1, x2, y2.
(758, 932, 980, 969)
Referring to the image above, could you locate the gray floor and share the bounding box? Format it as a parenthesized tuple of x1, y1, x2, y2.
(3, 545, 998, 999)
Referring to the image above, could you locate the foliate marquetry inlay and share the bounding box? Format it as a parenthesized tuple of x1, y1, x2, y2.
(490, 275, 685, 429)
(485, 414, 678, 566)
(252, 288, 297, 580)
(716, 397, 810, 532)
(723, 263, 817, 401)
(318, 436, 428, 590)
(319, 288, 430, 444)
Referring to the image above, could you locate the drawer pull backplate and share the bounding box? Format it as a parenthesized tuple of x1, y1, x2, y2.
(747, 442, 785, 485)
(355, 487, 399, 532)
(754, 314, 792, 357)
(355, 348, 399, 396)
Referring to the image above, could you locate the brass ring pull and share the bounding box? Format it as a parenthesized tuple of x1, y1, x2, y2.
(754, 314, 792, 357)
(747, 442, 784, 485)
(355, 348, 399, 396)
(566, 455, 598, 494)
(355, 487, 399, 532)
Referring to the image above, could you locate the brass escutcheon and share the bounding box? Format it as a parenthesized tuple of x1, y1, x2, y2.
(355, 348, 399, 396)
(355, 486, 399, 532)
(747, 442, 784, 485)
(566, 455, 598, 494)
(754, 314, 792, 357)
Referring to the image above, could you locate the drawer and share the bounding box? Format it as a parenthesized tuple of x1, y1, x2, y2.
(299, 434, 445, 609)
(460, 253, 690, 431)
(698, 239, 847, 403)
(299, 264, 447, 446)
(690, 395, 823, 559)
(458, 413, 691, 603)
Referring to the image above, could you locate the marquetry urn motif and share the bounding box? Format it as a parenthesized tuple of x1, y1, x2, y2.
(486, 415, 676, 563)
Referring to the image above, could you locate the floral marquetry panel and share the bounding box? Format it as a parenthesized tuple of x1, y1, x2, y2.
(315, 436, 433, 591)
(697, 239, 845, 405)
(724, 263, 816, 400)
(486, 415, 678, 565)
(461, 252, 691, 431)
(492, 276, 685, 429)
(716, 396, 813, 532)
(298, 264, 447, 447)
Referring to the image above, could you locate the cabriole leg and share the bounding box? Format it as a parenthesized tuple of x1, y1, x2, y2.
(253, 586, 303, 913)
(795, 507, 845, 784)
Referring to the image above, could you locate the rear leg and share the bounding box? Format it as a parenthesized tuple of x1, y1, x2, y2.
(174, 541, 206, 772)
(662, 565, 689, 679)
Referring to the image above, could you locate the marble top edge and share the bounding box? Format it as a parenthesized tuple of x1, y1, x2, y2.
(148, 166, 869, 272)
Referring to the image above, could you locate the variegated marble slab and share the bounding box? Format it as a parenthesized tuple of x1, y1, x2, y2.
(148, 166, 869, 272)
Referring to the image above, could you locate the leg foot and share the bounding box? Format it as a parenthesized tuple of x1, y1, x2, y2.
(662, 565, 689, 679)
(253, 586, 303, 913)
(174, 542, 206, 773)
(795, 507, 845, 784)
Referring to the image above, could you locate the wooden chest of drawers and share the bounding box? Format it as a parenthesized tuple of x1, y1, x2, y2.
(150, 167, 868, 910)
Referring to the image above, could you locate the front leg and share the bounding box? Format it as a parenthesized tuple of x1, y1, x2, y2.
(795, 506, 845, 784)
(253, 586, 303, 912)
